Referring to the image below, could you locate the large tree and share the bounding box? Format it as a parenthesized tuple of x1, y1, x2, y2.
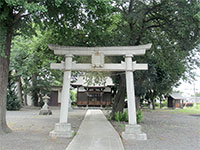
(0, 0, 81, 134)
(0, 0, 46, 134)
(110, 0, 200, 114)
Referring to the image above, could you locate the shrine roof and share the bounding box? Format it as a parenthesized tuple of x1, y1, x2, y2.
(169, 93, 185, 100)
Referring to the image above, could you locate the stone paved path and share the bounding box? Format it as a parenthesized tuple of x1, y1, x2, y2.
(66, 109, 125, 150)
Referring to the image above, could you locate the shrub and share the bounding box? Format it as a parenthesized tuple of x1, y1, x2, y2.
(137, 109, 144, 123)
(162, 100, 168, 107)
(114, 110, 128, 122)
(7, 94, 22, 110)
(115, 111, 123, 122)
(114, 109, 144, 123)
(122, 109, 128, 122)
(70, 90, 77, 102)
(7, 85, 22, 111)
(155, 102, 160, 107)
(7, 72, 22, 110)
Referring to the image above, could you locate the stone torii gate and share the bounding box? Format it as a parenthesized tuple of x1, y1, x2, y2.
(49, 44, 152, 140)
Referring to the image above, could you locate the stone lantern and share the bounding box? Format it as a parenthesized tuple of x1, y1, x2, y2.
(39, 94, 52, 115)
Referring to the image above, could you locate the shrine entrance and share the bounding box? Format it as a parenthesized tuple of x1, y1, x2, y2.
(48, 44, 151, 140)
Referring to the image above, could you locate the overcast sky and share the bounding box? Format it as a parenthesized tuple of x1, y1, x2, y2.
(175, 68, 200, 97)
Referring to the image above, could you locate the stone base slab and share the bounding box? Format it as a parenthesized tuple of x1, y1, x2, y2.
(122, 124, 147, 140)
(49, 123, 74, 138)
(39, 109, 52, 115)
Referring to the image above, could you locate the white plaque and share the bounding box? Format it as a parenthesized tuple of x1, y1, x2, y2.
(92, 52, 104, 68)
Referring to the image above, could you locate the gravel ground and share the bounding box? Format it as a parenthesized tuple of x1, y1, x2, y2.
(1, 108, 200, 150)
(110, 109, 200, 150)
(0, 107, 86, 150)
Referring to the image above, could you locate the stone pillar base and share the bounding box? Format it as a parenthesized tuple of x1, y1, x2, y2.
(39, 109, 52, 115)
(122, 124, 147, 140)
(49, 123, 73, 138)
(68, 107, 73, 112)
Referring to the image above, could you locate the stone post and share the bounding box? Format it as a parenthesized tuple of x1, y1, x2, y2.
(122, 55, 147, 140)
(50, 55, 74, 138)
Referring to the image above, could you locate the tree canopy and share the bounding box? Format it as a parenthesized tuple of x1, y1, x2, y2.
(109, 0, 200, 110)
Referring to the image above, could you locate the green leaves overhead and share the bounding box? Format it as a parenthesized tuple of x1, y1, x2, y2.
(10, 26, 63, 104)
(108, 0, 200, 101)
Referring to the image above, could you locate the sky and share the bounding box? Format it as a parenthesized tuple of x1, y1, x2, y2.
(175, 68, 200, 97)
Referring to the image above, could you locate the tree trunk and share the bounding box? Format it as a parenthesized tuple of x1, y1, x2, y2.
(111, 74, 126, 119)
(151, 99, 155, 110)
(24, 94, 28, 106)
(16, 76, 23, 105)
(31, 74, 39, 106)
(160, 98, 162, 109)
(0, 26, 12, 134)
(135, 96, 140, 111)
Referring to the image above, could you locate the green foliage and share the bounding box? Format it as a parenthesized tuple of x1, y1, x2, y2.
(84, 72, 109, 86)
(114, 110, 128, 122)
(7, 73, 22, 111)
(115, 111, 123, 122)
(137, 109, 144, 124)
(111, 0, 200, 103)
(70, 90, 77, 102)
(162, 100, 168, 108)
(122, 109, 128, 122)
(7, 94, 22, 111)
(0, 26, 7, 57)
(114, 109, 144, 123)
(10, 26, 63, 106)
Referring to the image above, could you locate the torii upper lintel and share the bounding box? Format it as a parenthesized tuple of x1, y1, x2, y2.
(48, 43, 152, 56)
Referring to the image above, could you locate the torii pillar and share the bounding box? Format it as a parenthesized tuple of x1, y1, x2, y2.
(49, 55, 74, 138)
(122, 55, 147, 140)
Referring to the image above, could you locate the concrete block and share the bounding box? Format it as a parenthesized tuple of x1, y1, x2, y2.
(125, 124, 141, 134)
(122, 124, 147, 140)
(50, 123, 74, 138)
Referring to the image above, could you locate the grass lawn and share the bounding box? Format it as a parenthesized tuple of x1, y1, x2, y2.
(172, 106, 200, 114)
(155, 103, 200, 114)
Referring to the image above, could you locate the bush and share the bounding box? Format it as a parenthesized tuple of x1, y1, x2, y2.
(137, 109, 144, 123)
(155, 102, 160, 107)
(7, 86, 22, 111)
(114, 109, 144, 123)
(7, 72, 22, 110)
(162, 100, 168, 107)
(7, 94, 22, 110)
(115, 111, 123, 122)
(122, 109, 128, 122)
(114, 110, 128, 122)
(70, 90, 77, 102)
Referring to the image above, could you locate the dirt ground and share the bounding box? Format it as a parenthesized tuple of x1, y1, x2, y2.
(1, 108, 200, 150)
(0, 107, 86, 150)
(109, 109, 200, 150)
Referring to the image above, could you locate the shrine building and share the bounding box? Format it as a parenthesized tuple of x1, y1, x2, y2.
(71, 77, 114, 107)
